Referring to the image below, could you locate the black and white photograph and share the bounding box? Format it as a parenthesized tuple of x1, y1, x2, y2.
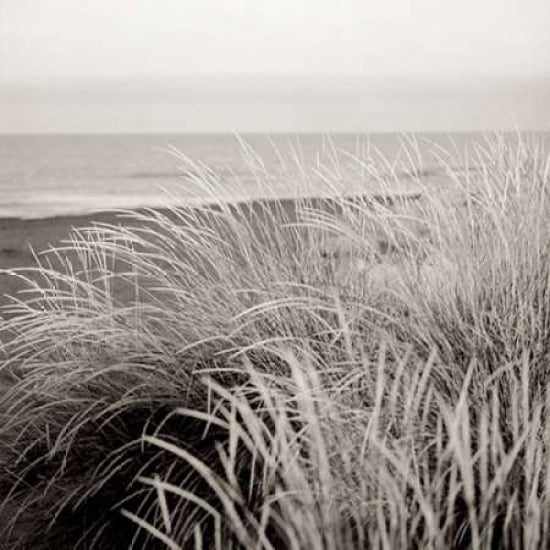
(1, 1, 550, 548)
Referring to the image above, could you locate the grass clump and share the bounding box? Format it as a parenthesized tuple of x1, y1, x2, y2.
(1, 133, 550, 548)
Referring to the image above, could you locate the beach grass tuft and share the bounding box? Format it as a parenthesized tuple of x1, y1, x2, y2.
(1, 133, 550, 548)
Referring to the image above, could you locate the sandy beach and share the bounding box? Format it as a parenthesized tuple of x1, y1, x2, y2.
(0, 199, 310, 309)
(0, 211, 123, 307)
(1, 190, 434, 319)
(1, 191, 423, 309)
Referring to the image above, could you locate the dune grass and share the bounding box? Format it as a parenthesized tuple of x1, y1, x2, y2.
(0, 133, 550, 549)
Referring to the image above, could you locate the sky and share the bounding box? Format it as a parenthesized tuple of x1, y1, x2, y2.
(1, 0, 550, 132)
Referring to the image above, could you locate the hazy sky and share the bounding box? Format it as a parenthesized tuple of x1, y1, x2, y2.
(1, 0, 550, 132)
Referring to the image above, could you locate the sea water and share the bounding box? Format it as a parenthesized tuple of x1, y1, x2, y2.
(0, 132, 531, 219)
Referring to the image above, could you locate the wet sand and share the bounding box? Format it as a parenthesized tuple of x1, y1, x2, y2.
(0, 199, 306, 308)
(0, 192, 424, 312)
(0, 211, 126, 307)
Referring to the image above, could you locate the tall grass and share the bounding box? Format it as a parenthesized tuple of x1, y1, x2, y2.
(0, 133, 549, 548)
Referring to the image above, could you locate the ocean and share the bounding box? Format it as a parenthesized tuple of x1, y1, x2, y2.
(0, 132, 537, 220)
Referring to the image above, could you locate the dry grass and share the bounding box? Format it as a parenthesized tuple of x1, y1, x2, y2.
(0, 133, 549, 549)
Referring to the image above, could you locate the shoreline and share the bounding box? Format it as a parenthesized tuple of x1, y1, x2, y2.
(0, 191, 424, 308)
